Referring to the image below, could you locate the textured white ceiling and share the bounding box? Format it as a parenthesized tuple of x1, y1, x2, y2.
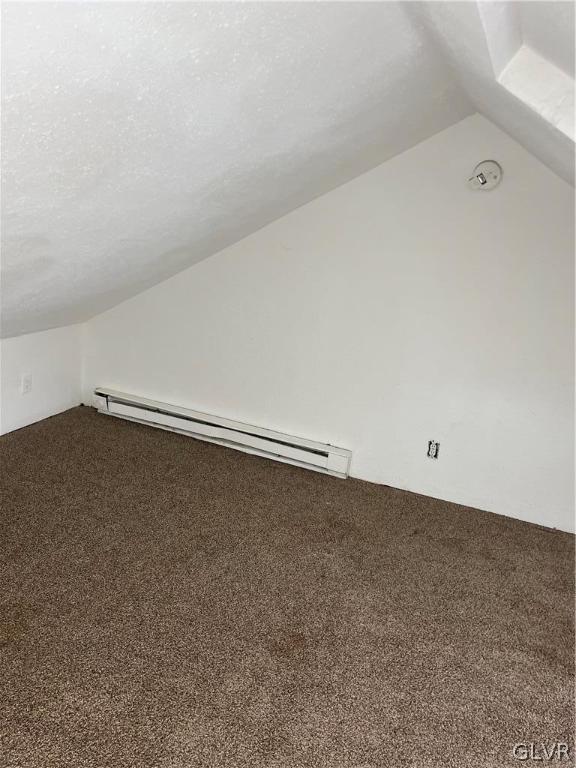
(1, 2, 574, 337)
(1, 2, 472, 337)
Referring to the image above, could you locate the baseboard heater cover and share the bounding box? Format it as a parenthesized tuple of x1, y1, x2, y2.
(94, 388, 352, 478)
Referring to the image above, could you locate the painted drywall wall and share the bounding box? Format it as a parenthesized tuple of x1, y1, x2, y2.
(0, 324, 82, 435)
(83, 114, 575, 532)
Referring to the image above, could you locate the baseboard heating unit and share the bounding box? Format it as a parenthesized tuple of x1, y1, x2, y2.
(94, 388, 352, 478)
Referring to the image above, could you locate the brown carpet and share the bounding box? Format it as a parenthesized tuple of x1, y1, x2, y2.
(0, 406, 573, 768)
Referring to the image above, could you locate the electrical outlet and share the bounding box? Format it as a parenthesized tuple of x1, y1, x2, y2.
(427, 440, 440, 459)
(20, 374, 32, 395)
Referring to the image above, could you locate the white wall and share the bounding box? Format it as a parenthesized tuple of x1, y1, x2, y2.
(82, 114, 575, 532)
(0, 324, 82, 435)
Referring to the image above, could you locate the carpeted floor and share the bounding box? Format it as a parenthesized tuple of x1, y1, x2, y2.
(0, 406, 573, 768)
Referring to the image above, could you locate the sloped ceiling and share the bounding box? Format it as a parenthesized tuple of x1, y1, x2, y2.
(1, 1, 574, 338)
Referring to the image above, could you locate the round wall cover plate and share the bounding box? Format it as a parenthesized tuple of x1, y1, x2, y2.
(468, 160, 502, 190)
